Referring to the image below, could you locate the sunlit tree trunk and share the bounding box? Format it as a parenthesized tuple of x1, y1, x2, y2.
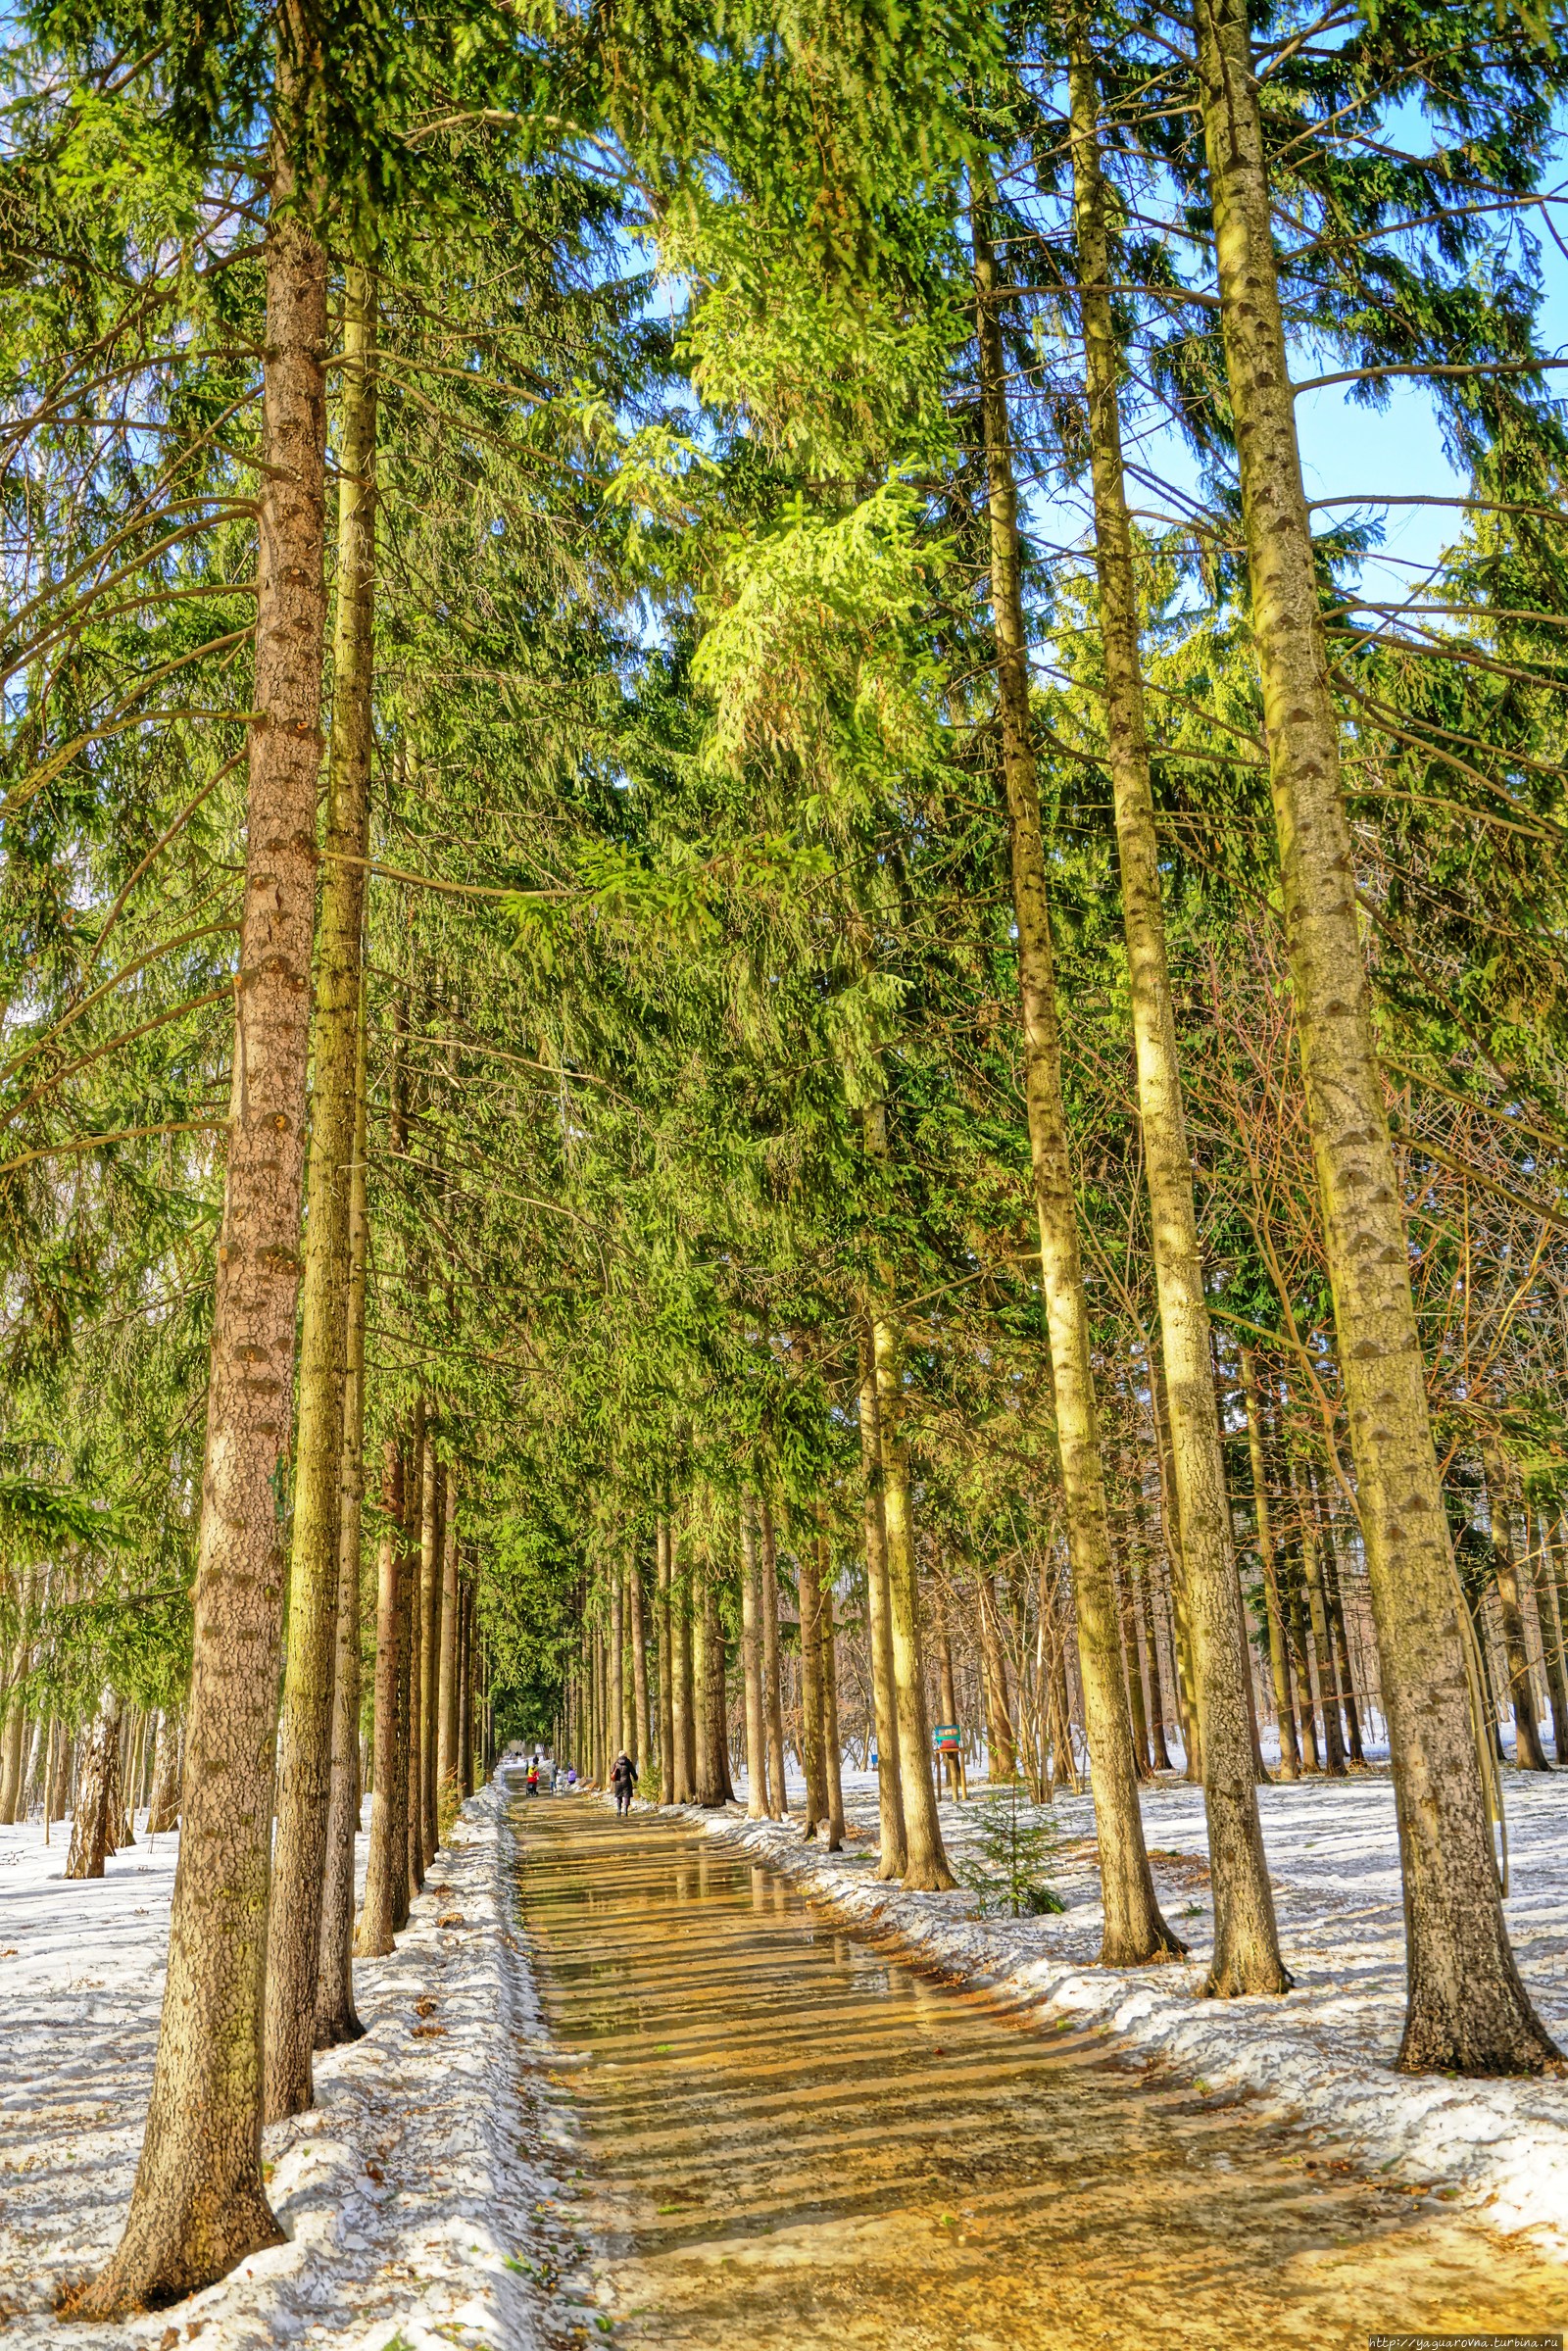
(1527, 1504, 1568, 1764)
(822, 1513, 846, 1842)
(972, 171, 1176, 1962)
(1484, 1442, 1548, 1772)
(147, 1708, 181, 1837)
(458, 1580, 475, 1798)
(419, 1444, 444, 1863)
(357, 1441, 405, 1958)
(66, 1687, 122, 1880)
(868, 1300, 954, 1891)
(266, 250, 376, 2119)
(934, 1582, 963, 1800)
(437, 1468, 461, 1798)
(610, 1565, 625, 1765)
(1065, 41, 1286, 1986)
(741, 1506, 769, 1818)
(857, 1335, 906, 1872)
(629, 1549, 652, 1772)
(760, 1500, 789, 1820)
(974, 1568, 1015, 1782)
(796, 1513, 830, 1837)
(1195, 0, 1556, 2066)
(403, 1408, 425, 1901)
(315, 957, 368, 2047)
(71, 124, 328, 2309)
(1242, 1347, 1298, 1780)
(657, 1520, 676, 1801)
(671, 1545, 694, 1802)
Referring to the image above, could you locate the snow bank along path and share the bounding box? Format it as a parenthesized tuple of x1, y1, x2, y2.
(0, 1771, 577, 2351)
(676, 1764, 1568, 2262)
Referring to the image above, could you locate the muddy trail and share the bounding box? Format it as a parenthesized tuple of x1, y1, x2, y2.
(512, 1797, 1566, 2349)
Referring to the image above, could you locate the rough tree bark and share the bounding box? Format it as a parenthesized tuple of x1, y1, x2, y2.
(419, 1445, 444, 1864)
(819, 1545, 846, 1847)
(628, 1549, 652, 1771)
(760, 1500, 789, 1821)
(972, 168, 1178, 1964)
(974, 1569, 1015, 1782)
(437, 1466, 461, 1796)
(856, 1335, 907, 1871)
(1242, 1347, 1298, 1781)
(657, 1520, 676, 1802)
(71, 127, 329, 2310)
(796, 1513, 830, 1837)
(147, 1709, 181, 1837)
(265, 249, 376, 2120)
(741, 1506, 769, 1818)
(356, 1441, 406, 1958)
(869, 1299, 955, 1891)
(1484, 1441, 1549, 1773)
(670, 1543, 693, 1803)
(1194, 0, 1557, 2069)
(610, 1563, 626, 1762)
(65, 1687, 122, 1880)
(315, 947, 369, 2049)
(1527, 1505, 1568, 1765)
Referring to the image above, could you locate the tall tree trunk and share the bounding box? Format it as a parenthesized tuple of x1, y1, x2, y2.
(679, 1577, 698, 1795)
(972, 174, 1176, 1962)
(0, 1579, 30, 1824)
(869, 1298, 954, 1891)
(265, 251, 376, 2121)
(934, 1580, 963, 1800)
(401, 1410, 424, 1901)
(692, 1571, 715, 1804)
(1242, 1347, 1298, 1781)
(760, 1499, 789, 1820)
(316, 952, 369, 2049)
(741, 1506, 768, 1819)
(857, 1336, 906, 1872)
(1484, 1442, 1549, 1772)
(1194, 0, 1555, 2072)
(796, 1516, 830, 1837)
(1065, 27, 1286, 1991)
(358, 1441, 406, 1957)
(657, 1520, 676, 1802)
(1321, 1532, 1365, 1764)
(458, 1580, 475, 1798)
(974, 1568, 1016, 1782)
(820, 1568, 846, 1845)
(1300, 1509, 1347, 1777)
(629, 1548, 652, 1772)
(1128, 1476, 1174, 1773)
(66, 1686, 122, 1880)
(147, 1709, 181, 1837)
(419, 1443, 444, 1862)
(72, 148, 328, 2312)
(1528, 1505, 1568, 1765)
(708, 1571, 733, 1801)
(610, 1564, 625, 1767)
(670, 1546, 694, 1803)
(437, 1467, 460, 1795)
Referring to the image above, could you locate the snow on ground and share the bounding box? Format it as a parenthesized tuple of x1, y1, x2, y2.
(682, 1760, 1568, 2260)
(0, 1773, 571, 2351)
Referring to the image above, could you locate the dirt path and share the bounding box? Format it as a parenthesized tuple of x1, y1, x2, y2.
(513, 1798, 1566, 2349)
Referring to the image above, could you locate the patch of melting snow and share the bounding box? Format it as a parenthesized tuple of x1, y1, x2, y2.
(0, 1773, 574, 2350)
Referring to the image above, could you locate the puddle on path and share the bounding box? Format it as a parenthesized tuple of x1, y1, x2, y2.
(512, 1799, 1566, 2349)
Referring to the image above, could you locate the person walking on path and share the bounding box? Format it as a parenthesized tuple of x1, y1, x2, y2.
(611, 1751, 638, 1817)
